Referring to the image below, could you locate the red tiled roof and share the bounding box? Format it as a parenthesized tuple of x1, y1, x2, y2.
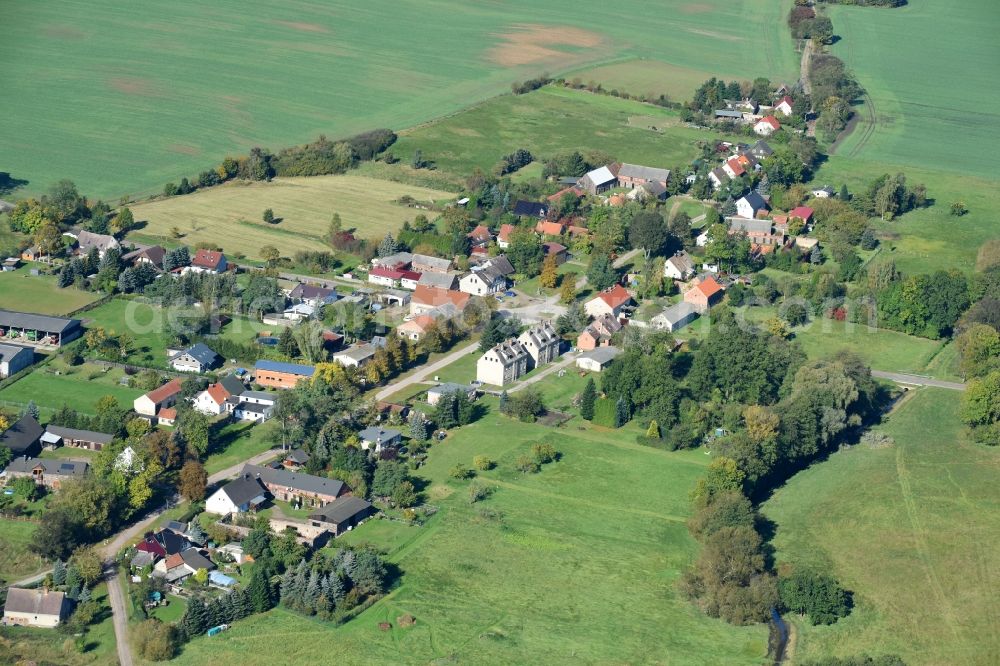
(400, 314, 436, 334)
(535, 220, 565, 236)
(192, 249, 225, 270)
(779, 95, 794, 108)
(400, 270, 422, 282)
(370, 266, 406, 280)
(206, 382, 231, 406)
(789, 206, 814, 221)
(412, 285, 471, 309)
(726, 157, 746, 176)
(497, 224, 516, 243)
(467, 225, 492, 242)
(164, 553, 185, 570)
(543, 242, 567, 255)
(157, 407, 177, 420)
(696, 277, 724, 299)
(146, 379, 182, 405)
(546, 186, 583, 202)
(758, 115, 781, 130)
(598, 285, 632, 309)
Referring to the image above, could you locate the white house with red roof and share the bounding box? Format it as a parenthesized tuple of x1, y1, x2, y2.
(185, 249, 227, 274)
(775, 96, 794, 116)
(754, 116, 781, 136)
(584, 284, 633, 319)
(497, 224, 516, 249)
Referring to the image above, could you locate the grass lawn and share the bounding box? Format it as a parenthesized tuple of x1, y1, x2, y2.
(0, 582, 117, 664)
(390, 86, 744, 184)
(127, 175, 455, 260)
(0, 265, 100, 315)
(812, 157, 1000, 277)
(0, 360, 144, 416)
(171, 388, 768, 664)
(151, 594, 188, 624)
(764, 389, 1000, 665)
(826, 1, 1000, 176)
(79, 298, 175, 367)
(0, 518, 45, 584)
(428, 351, 480, 385)
(2, 0, 796, 200)
(204, 420, 280, 476)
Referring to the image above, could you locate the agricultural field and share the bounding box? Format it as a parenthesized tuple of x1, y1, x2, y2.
(812, 156, 1000, 277)
(764, 389, 1000, 665)
(0, 265, 101, 315)
(170, 390, 769, 665)
(127, 175, 455, 260)
(0, 360, 144, 416)
(1, 0, 796, 200)
(390, 86, 740, 183)
(826, 1, 1000, 175)
(567, 59, 751, 102)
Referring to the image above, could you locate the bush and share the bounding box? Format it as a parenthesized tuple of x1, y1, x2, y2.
(473, 455, 494, 471)
(133, 619, 179, 661)
(468, 481, 493, 503)
(531, 443, 558, 464)
(515, 454, 540, 474)
(449, 463, 474, 480)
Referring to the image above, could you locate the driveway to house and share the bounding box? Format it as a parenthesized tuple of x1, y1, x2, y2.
(871, 371, 965, 391)
(374, 341, 481, 402)
(106, 567, 134, 666)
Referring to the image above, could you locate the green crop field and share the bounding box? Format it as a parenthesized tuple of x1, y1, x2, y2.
(764, 389, 1000, 665)
(1, 0, 797, 200)
(567, 59, 752, 101)
(0, 360, 144, 416)
(0, 265, 101, 315)
(826, 1, 1000, 175)
(812, 156, 1000, 277)
(390, 86, 741, 183)
(127, 175, 455, 260)
(171, 393, 768, 665)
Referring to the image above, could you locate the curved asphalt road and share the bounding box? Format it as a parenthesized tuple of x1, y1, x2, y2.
(871, 370, 965, 391)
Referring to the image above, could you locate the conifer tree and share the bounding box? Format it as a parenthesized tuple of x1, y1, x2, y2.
(580, 379, 596, 421)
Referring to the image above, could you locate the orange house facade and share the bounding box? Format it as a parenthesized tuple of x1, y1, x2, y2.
(254, 360, 315, 389)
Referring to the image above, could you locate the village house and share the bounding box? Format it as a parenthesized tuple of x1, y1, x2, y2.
(426, 382, 478, 406)
(76, 230, 120, 258)
(517, 321, 560, 368)
(788, 206, 815, 227)
(281, 302, 316, 322)
(708, 167, 730, 190)
(584, 284, 633, 319)
(496, 224, 516, 249)
(736, 192, 769, 220)
(332, 343, 379, 368)
(122, 244, 166, 270)
(664, 251, 696, 281)
(2, 588, 70, 628)
(2, 456, 89, 490)
(358, 426, 402, 453)
(411, 253, 452, 274)
(575, 346, 622, 373)
(0, 310, 82, 347)
(576, 313, 622, 351)
(0, 342, 33, 378)
(535, 219, 565, 237)
(368, 265, 407, 288)
(543, 242, 568, 265)
(617, 164, 670, 190)
(0, 414, 43, 458)
(467, 224, 493, 248)
(231, 390, 276, 422)
(244, 464, 350, 508)
(512, 200, 549, 219)
(281, 448, 310, 471)
(729, 218, 786, 246)
(193, 375, 245, 416)
(651, 301, 699, 332)
(811, 185, 836, 199)
(186, 249, 228, 274)
(476, 338, 530, 386)
(775, 95, 794, 116)
(459, 258, 511, 296)
(205, 474, 269, 516)
(754, 115, 781, 136)
(396, 314, 437, 342)
(308, 496, 375, 536)
(133, 378, 182, 420)
(416, 271, 458, 290)
(747, 140, 774, 160)
(41, 425, 114, 451)
(577, 164, 619, 194)
(288, 283, 338, 307)
(169, 343, 220, 373)
(254, 360, 315, 389)
(684, 276, 725, 314)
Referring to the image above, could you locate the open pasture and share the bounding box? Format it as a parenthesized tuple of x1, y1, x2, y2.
(0, 265, 101, 315)
(1, 0, 796, 199)
(764, 389, 1000, 665)
(171, 397, 768, 665)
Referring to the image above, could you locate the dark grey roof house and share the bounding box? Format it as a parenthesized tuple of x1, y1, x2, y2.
(308, 496, 376, 536)
(0, 414, 43, 457)
(170, 343, 220, 373)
